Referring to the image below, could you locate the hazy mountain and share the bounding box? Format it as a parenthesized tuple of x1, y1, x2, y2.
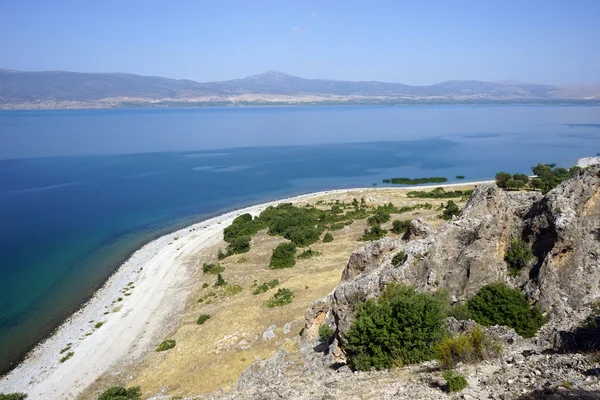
(0, 69, 598, 109)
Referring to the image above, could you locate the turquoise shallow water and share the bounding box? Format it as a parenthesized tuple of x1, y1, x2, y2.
(0, 105, 599, 374)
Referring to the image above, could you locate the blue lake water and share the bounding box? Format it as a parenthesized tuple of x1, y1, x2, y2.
(0, 105, 599, 374)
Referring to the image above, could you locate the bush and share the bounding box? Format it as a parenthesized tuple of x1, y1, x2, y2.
(318, 324, 335, 342)
(214, 273, 226, 287)
(323, 232, 334, 243)
(495, 172, 512, 188)
(98, 386, 142, 400)
(202, 263, 224, 275)
(583, 301, 600, 329)
(217, 249, 226, 260)
(197, 314, 210, 325)
(59, 351, 74, 363)
(447, 303, 472, 321)
(269, 242, 296, 269)
(267, 288, 295, 307)
(392, 251, 407, 267)
(441, 200, 460, 220)
(391, 219, 411, 234)
(0, 395, 27, 400)
(345, 283, 448, 371)
(505, 237, 533, 275)
(443, 370, 468, 392)
(156, 339, 176, 352)
(226, 235, 251, 255)
(253, 279, 280, 295)
(368, 209, 390, 226)
(298, 248, 320, 259)
(467, 282, 545, 338)
(436, 326, 503, 368)
(360, 224, 387, 241)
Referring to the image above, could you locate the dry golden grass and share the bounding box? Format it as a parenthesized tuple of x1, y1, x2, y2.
(84, 186, 475, 398)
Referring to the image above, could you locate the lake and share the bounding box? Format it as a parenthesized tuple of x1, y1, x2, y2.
(0, 105, 599, 374)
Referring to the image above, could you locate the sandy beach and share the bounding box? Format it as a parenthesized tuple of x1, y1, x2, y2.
(0, 181, 491, 399)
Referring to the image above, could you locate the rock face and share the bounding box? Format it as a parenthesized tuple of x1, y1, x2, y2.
(304, 166, 600, 361)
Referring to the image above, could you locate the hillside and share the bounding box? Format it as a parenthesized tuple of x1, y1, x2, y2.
(1, 69, 599, 109)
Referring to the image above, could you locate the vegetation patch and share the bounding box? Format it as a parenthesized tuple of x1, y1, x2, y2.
(269, 242, 297, 269)
(443, 370, 468, 392)
(214, 273, 227, 287)
(298, 248, 320, 259)
(318, 324, 335, 343)
(392, 251, 407, 267)
(383, 177, 448, 185)
(391, 220, 411, 234)
(98, 386, 142, 400)
(467, 282, 545, 338)
(267, 288, 295, 308)
(367, 209, 390, 226)
(0, 394, 28, 400)
(203, 263, 225, 275)
(505, 236, 533, 276)
(407, 187, 473, 199)
(322, 232, 334, 243)
(253, 279, 280, 295)
(156, 339, 176, 352)
(456, 175, 465, 179)
(59, 351, 74, 363)
(436, 326, 503, 368)
(94, 321, 104, 329)
(345, 283, 448, 371)
(221, 284, 243, 297)
(360, 224, 387, 241)
(196, 314, 211, 325)
(441, 200, 460, 220)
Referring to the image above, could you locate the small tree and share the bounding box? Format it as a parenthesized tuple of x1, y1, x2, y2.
(318, 324, 335, 343)
(442, 201, 460, 220)
(215, 273, 226, 287)
(269, 242, 296, 269)
(391, 220, 411, 234)
(495, 172, 512, 188)
(323, 232, 334, 243)
(505, 236, 533, 275)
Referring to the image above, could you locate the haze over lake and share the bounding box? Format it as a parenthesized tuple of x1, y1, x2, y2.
(0, 105, 599, 374)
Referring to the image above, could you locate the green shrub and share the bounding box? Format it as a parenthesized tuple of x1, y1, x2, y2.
(329, 222, 345, 231)
(407, 187, 473, 199)
(214, 273, 226, 287)
(217, 249, 227, 260)
(94, 322, 104, 329)
(436, 326, 503, 368)
(323, 232, 334, 243)
(447, 303, 472, 321)
(391, 220, 411, 234)
(298, 248, 320, 259)
(59, 351, 74, 363)
(368, 209, 390, 226)
(267, 288, 295, 307)
(391, 251, 407, 267)
(253, 279, 280, 295)
(318, 324, 335, 342)
(156, 339, 176, 352)
(0, 394, 27, 400)
(197, 314, 210, 325)
(505, 237, 533, 275)
(98, 386, 142, 400)
(443, 370, 468, 392)
(345, 283, 448, 371)
(583, 301, 600, 329)
(202, 282, 209, 289)
(269, 242, 296, 269)
(442, 200, 460, 220)
(360, 224, 387, 241)
(467, 282, 545, 338)
(226, 235, 251, 255)
(202, 263, 225, 275)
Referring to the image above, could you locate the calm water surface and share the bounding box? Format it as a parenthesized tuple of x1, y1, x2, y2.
(0, 105, 599, 374)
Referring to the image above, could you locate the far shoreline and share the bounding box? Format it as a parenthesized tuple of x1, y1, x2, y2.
(0, 179, 489, 398)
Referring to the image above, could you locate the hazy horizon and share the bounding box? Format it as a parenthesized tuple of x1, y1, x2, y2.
(1, 0, 599, 86)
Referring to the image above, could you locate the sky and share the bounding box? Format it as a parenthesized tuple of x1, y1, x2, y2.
(1, 0, 599, 85)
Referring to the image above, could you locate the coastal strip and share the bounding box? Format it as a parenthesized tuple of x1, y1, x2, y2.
(0, 180, 491, 399)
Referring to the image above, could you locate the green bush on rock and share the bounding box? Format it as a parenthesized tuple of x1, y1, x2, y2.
(467, 282, 545, 338)
(345, 283, 448, 371)
(436, 326, 503, 368)
(443, 370, 468, 392)
(505, 236, 533, 276)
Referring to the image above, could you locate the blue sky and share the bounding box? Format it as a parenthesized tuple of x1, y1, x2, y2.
(1, 0, 599, 85)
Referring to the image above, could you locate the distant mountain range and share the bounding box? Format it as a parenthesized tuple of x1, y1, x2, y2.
(1, 69, 599, 109)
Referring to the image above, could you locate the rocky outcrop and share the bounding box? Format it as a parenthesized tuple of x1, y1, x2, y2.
(304, 166, 600, 361)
